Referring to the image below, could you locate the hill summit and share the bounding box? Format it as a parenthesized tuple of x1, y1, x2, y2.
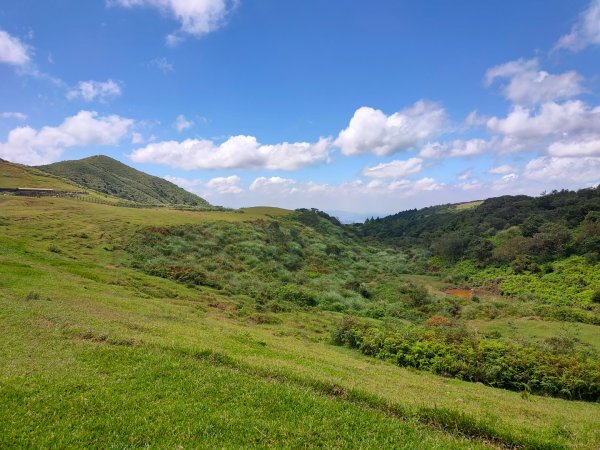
(37, 155, 209, 206)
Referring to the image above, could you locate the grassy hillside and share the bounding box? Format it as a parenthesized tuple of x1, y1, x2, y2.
(1, 194, 599, 448)
(36, 155, 210, 206)
(0, 159, 80, 191)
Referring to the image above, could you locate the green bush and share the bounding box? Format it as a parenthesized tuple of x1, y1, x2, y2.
(332, 318, 600, 401)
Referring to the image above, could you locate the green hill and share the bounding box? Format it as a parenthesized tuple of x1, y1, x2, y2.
(36, 155, 210, 206)
(0, 158, 82, 191)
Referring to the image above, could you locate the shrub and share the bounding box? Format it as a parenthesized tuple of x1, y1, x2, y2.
(425, 315, 451, 327)
(331, 317, 600, 401)
(25, 291, 40, 301)
(272, 284, 318, 307)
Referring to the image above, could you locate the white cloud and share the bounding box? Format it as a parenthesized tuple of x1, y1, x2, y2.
(419, 138, 492, 159)
(205, 175, 242, 194)
(361, 157, 423, 178)
(2, 112, 28, 120)
(486, 100, 600, 153)
(485, 58, 584, 105)
(164, 175, 203, 190)
(67, 80, 123, 102)
(149, 57, 174, 73)
(109, 0, 236, 43)
(387, 177, 444, 195)
(459, 179, 482, 191)
(0, 110, 134, 165)
(335, 101, 447, 156)
(488, 164, 516, 174)
(524, 156, 600, 182)
(548, 138, 600, 157)
(174, 114, 193, 132)
(555, 0, 600, 51)
(457, 170, 472, 181)
(130, 135, 331, 170)
(249, 176, 296, 192)
(0, 30, 31, 66)
(131, 132, 144, 144)
(492, 173, 520, 191)
(464, 110, 487, 127)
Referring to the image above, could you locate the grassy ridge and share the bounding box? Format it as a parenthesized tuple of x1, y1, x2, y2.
(0, 159, 80, 190)
(1, 196, 599, 448)
(37, 155, 210, 206)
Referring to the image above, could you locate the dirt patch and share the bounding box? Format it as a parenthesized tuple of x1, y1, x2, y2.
(445, 289, 472, 299)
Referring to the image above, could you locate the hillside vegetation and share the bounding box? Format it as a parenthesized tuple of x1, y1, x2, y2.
(0, 164, 599, 448)
(0, 159, 81, 191)
(37, 155, 210, 206)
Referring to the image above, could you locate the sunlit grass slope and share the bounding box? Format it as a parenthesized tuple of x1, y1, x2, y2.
(0, 159, 79, 190)
(1, 196, 599, 448)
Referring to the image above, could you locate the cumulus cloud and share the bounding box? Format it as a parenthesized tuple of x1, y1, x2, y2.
(249, 176, 296, 192)
(486, 100, 600, 153)
(205, 175, 242, 194)
(2, 112, 28, 120)
(548, 138, 600, 157)
(0, 30, 31, 67)
(524, 156, 600, 182)
(335, 101, 447, 156)
(130, 135, 331, 170)
(488, 164, 516, 174)
(0, 110, 134, 165)
(361, 157, 423, 178)
(555, 0, 600, 51)
(164, 175, 203, 190)
(67, 80, 123, 102)
(458, 179, 483, 191)
(174, 114, 193, 132)
(419, 139, 492, 159)
(492, 173, 520, 191)
(387, 177, 444, 195)
(109, 0, 236, 43)
(464, 110, 487, 127)
(485, 58, 584, 105)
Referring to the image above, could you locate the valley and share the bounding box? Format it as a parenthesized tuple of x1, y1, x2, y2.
(1, 159, 599, 448)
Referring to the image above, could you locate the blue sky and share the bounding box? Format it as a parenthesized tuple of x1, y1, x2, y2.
(1, 0, 600, 218)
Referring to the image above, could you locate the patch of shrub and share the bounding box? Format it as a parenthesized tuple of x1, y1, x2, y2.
(272, 284, 318, 307)
(332, 318, 600, 401)
(425, 315, 451, 327)
(25, 291, 40, 300)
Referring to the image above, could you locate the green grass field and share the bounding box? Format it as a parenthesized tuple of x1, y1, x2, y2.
(1, 196, 599, 448)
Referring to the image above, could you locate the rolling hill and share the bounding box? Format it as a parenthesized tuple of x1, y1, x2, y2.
(0, 158, 81, 191)
(36, 155, 210, 206)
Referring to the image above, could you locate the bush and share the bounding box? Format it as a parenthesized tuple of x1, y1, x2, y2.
(272, 284, 318, 307)
(332, 317, 600, 401)
(25, 291, 40, 301)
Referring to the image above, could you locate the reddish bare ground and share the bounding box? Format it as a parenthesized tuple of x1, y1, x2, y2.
(445, 289, 472, 299)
